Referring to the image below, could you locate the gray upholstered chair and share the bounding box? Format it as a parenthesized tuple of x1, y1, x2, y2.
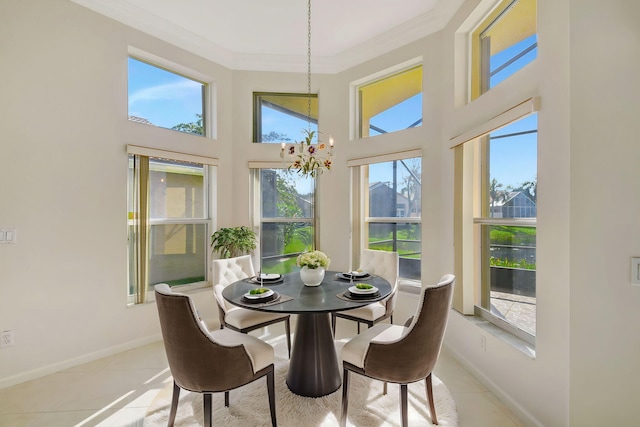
(340, 274, 455, 427)
(213, 255, 291, 357)
(155, 284, 277, 427)
(332, 249, 399, 334)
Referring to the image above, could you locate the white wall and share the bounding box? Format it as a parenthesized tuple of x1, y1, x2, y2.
(569, 0, 640, 424)
(0, 0, 230, 387)
(2, 0, 640, 425)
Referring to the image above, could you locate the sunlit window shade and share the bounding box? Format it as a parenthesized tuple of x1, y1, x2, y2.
(254, 93, 318, 143)
(358, 66, 422, 138)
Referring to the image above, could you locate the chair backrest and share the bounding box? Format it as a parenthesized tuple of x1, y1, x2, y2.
(155, 284, 256, 392)
(363, 274, 455, 383)
(360, 249, 399, 313)
(212, 255, 255, 312)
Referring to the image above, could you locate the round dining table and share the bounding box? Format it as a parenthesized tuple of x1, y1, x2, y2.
(222, 270, 392, 397)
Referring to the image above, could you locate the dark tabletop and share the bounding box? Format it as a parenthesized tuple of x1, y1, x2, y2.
(222, 270, 392, 315)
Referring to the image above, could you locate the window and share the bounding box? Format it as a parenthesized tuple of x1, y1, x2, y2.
(254, 93, 318, 143)
(255, 169, 316, 274)
(456, 109, 537, 343)
(471, 0, 537, 100)
(128, 57, 207, 135)
(351, 155, 422, 280)
(356, 65, 422, 139)
(128, 152, 213, 303)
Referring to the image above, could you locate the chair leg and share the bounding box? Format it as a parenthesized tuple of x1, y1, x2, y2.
(340, 368, 350, 427)
(357, 322, 360, 334)
(267, 368, 277, 427)
(331, 314, 336, 335)
(400, 384, 408, 427)
(168, 381, 180, 427)
(285, 318, 292, 359)
(426, 373, 438, 425)
(203, 393, 212, 427)
(224, 390, 230, 407)
(383, 381, 388, 395)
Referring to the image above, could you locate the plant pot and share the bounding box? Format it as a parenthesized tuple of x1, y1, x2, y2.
(300, 266, 325, 286)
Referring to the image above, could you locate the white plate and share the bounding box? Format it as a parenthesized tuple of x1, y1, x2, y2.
(346, 270, 369, 277)
(244, 289, 274, 299)
(348, 285, 378, 295)
(258, 273, 281, 280)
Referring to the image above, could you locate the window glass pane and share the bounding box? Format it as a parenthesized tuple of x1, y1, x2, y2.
(365, 157, 421, 279)
(128, 57, 205, 135)
(487, 114, 537, 218)
(358, 66, 422, 138)
(261, 169, 314, 218)
(483, 224, 536, 336)
(149, 160, 206, 219)
(472, 0, 537, 99)
(259, 169, 315, 275)
(368, 159, 422, 218)
(254, 93, 318, 143)
(148, 223, 207, 287)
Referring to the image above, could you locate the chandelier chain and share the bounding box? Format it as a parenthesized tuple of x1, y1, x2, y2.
(307, 0, 312, 132)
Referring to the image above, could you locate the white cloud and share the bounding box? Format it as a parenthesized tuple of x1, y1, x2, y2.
(128, 80, 201, 106)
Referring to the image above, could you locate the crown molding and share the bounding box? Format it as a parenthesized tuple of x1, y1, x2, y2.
(72, 0, 464, 74)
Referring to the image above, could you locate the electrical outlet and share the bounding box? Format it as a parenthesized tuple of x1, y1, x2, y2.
(0, 330, 14, 348)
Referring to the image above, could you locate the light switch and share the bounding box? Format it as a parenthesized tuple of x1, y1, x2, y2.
(0, 228, 16, 244)
(631, 257, 640, 285)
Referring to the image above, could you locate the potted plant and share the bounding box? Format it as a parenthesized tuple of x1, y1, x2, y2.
(210, 226, 257, 259)
(296, 250, 330, 286)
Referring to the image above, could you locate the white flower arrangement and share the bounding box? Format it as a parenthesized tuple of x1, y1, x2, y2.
(297, 250, 330, 269)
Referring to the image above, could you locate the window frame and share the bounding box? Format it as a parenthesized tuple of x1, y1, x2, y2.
(127, 145, 218, 304)
(253, 92, 319, 143)
(452, 100, 539, 346)
(350, 58, 423, 141)
(127, 47, 215, 138)
(250, 166, 318, 274)
(348, 150, 423, 280)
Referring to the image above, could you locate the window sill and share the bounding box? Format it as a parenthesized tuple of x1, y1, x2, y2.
(464, 314, 536, 358)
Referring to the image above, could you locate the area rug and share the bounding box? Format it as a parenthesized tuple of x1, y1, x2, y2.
(145, 335, 457, 426)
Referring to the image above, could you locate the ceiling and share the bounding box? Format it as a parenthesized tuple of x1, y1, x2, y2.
(71, 0, 464, 73)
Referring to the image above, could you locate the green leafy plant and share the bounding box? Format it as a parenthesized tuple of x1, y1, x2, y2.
(210, 226, 257, 259)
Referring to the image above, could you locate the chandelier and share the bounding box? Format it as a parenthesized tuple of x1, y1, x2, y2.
(280, 0, 334, 178)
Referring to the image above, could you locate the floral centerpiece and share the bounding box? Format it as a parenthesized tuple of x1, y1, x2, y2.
(297, 250, 330, 286)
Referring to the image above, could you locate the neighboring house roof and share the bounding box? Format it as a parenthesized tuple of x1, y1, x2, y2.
(491, 191, 536, 207)
(128, 115, 154, 125)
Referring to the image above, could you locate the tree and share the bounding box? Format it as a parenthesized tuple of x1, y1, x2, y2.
(489, 178, 507, 214)
(172, 114, 203, 135)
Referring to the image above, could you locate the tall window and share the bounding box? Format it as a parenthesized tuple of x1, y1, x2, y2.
(254, 93, 319, 143)
(256, 169, 316, 274)
(357, 65, 422, 138)
(457, 110, 537, 343)
(128, 57, 207, 135)
(352, 155, 422, 280)
(128, 154, 212, 303)
(471, 0, 537, 100)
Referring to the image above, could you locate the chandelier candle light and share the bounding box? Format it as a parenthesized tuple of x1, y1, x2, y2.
(280, 0, 334, 178)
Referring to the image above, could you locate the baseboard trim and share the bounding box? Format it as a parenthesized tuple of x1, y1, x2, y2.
(0, 334, 162, 390)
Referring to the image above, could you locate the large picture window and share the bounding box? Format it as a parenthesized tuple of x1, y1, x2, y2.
(128, 153, 212, 303)
(255, 169, 316, 274)
(128, 57, 207, 136)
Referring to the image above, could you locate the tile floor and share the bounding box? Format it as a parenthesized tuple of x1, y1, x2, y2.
(0, 320, 527, 427)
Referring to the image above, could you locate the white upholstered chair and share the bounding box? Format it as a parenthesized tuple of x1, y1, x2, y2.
(213, 255, 292, 357)
(332, 249, 399, 334)
(340, 274, 455, 427)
